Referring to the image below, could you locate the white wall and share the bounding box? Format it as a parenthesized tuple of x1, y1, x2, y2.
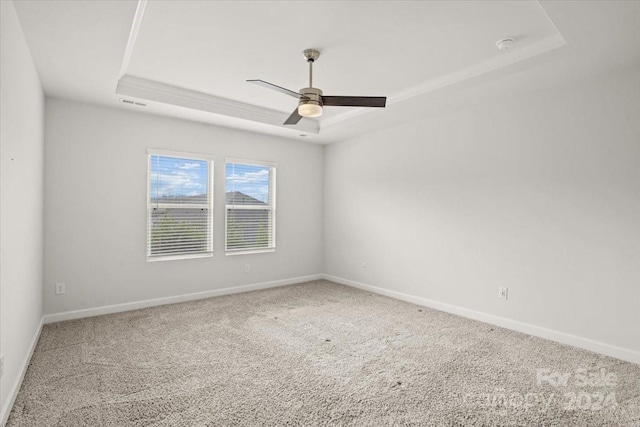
(324, 65, 640, 355)
(43, 99, 323, 315)
(0, 0, 45, 419)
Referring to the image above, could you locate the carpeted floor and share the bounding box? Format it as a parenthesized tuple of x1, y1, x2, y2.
(7, 280, 640, 426)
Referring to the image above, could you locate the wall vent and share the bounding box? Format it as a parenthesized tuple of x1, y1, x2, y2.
(119, 98, 147, 107)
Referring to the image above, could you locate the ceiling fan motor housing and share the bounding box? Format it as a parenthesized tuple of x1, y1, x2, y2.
(299, 87, 323, 107)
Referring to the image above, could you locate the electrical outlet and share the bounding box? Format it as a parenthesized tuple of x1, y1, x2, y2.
(498, 287, 508, 300)
(244, 264, 251, 273)
(361, 262, 367, 271)
(1, 354, 4, 378)
(55, 282, 66, 295)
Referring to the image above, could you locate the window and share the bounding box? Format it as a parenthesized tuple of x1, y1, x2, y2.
(225, 159, 276, 253)
(147, 150, 213, 261)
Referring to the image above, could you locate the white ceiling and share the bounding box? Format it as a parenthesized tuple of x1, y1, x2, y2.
(12, 1, 640, 143)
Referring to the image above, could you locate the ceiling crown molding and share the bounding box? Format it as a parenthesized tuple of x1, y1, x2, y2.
(321, 32, 568, 130)
(116, 75, 320, 134)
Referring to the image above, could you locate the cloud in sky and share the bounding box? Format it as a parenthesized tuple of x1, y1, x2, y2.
(226, 168, 268, 184)
(178, 162, 201, 170)
(150, 156, 208, 199)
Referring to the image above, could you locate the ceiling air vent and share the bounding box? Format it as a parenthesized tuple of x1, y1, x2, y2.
(119, 98, 147, 107)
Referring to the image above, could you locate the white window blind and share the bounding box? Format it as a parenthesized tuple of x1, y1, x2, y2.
(225, 160, 276, 253)
(147, 151, 213, 260)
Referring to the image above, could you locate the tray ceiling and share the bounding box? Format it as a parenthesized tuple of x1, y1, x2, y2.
(12, 1, 640, 143)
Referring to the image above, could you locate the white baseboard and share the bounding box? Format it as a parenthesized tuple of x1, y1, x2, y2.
(323, 274, 640, 365)
(1, 317, 43, 427)
(43, 274, 323, 324)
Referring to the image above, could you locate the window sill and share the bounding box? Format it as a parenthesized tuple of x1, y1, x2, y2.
(147, 252, 213, 262)
(225, 248, 275, 256)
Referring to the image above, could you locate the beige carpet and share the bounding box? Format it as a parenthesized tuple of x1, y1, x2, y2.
(7, 280, 640, 426)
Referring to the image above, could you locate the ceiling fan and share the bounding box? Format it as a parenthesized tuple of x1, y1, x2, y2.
(247, 49, 387, 125)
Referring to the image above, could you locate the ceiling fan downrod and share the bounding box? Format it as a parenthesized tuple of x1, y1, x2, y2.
(303, 49, 320, 88)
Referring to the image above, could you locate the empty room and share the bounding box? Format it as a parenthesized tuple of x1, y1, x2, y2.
(1, 0, 639, 425)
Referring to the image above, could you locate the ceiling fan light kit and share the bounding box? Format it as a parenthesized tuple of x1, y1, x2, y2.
(248, 48, 387, 125)
(298, 99, 323, 117)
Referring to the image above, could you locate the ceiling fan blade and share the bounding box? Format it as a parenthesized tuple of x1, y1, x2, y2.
(247, 79, 300, 99)
(322, 96, 387, 108)
(283, 108, 303, 125)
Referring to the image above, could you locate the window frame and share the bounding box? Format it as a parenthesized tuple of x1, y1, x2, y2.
(224, 157, 276, 256)
(146, 149, 215, 262)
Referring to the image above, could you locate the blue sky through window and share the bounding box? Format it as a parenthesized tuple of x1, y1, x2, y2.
(225, 163, 270, 203)
(149, 156, 208, 201)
